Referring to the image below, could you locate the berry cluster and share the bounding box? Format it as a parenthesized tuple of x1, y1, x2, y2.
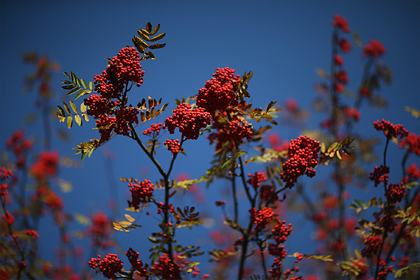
(86, 212, 112, 248)
(369, 165, 390, 187)
(84, 94, 120, 117)
(94, 46, 145, 99)
(281, 136, 320, 189)
(6, 130, 32, 168)
(259, 185, 277, 203)
(363, 39, 386, 58)
(165, 103, 212, 140)
(331, 14, 350, 33)
(268, 221, 293, 278)
(85, 47, 144, 141)
(89, 254, 123, 279)
(406, 163, 420, 181)
(126, 248, 147, 276)
(338, 38, 352, 53)
(385, 183, 406, 204)
(30, 150, 59, 182)
(247, 172, 267, 190)
(207, 117, 253, 153)
(23, 229, 39, 239)
(399, 133, 420, 156)
(196, 67, 240, 117)
(143, 123, 165, 137)
(250, 207, 274, 231)
(344, 107, 360, 122)
(164, 139, 183, 153)
(127, 179, 154, 210)
(361, 235, 383, 258)
(2, 211, 15, 225)
(373, 119, 409, 140)
(150, 253, 181, 279)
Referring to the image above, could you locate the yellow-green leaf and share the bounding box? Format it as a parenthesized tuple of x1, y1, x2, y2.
(80, 103, 87, 113)
(82, 113, 89, 122)
(63, 102, 71, 115)
(67, 116, 73, 129)
(57, 105, 65, 116)
(74, 114, 82, 126)
(69, 100, 78, 113)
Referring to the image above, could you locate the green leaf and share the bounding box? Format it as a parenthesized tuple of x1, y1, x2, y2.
(75, 89, 87, 100)
(70, 72, 77, 84)
(67, 116, 73, 129)
(66, 87, 81, 96)
(57, 105, 65, 116)
(81, 79, 88, 89)
(82, 113, 89, 122)
(89, 81, 94, 91)
(303, 254, 333, 262)
(63, 102, 71, 115)
(69, 100, 78, 113)
(62, 84, 76, 90)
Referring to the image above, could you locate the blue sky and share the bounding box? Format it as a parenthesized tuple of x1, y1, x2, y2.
(1, 0, 419, 277)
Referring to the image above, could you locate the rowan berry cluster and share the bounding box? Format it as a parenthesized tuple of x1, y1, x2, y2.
(344, 107, 360, 122)
(0, 167, 13, 180)
(164, 139, 183, 153)
(150, 253, 181, 279)
(2, 211, 15, 225)
(361, 235, 383, 258)
(363, 39, 386, 58)
(207, 117, 253, 153)
(85, 47, 145, 141)
(247, 172, 267, 190)
(127, 179, 154, 210)
(89, 253, 123, 279)
(30, 150, 59, 182)
(23, 229, 39, 239)
(126, 248, 147, 276)
(373, 119, 409, 140)
(250, 207, 274, 231)
(196, 67, 240, 117)
(406, 163, 420, 181)
(331, 14, 350, 33)
(369, 165, 390, 187)
(281, 136, 320, 189)
(266, 221, 294, 278)
(86, 211, 113, 248)
(94, 46, 145, 99)
(259, 184, 277, 203)
(165, 103, 212, 140)
(143, 123, 165, 137)
(84, 94, 120, 117)
(6, 130, 32, 168)
(399, 133, 420, 155)
(338, 38, 352, 53)
(385, 183, 406, 204)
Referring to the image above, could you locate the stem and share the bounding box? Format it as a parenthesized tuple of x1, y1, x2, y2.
(374, 137, 390, 278)
(237, 156, 256, 280)
(231, 162, 239, 224)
